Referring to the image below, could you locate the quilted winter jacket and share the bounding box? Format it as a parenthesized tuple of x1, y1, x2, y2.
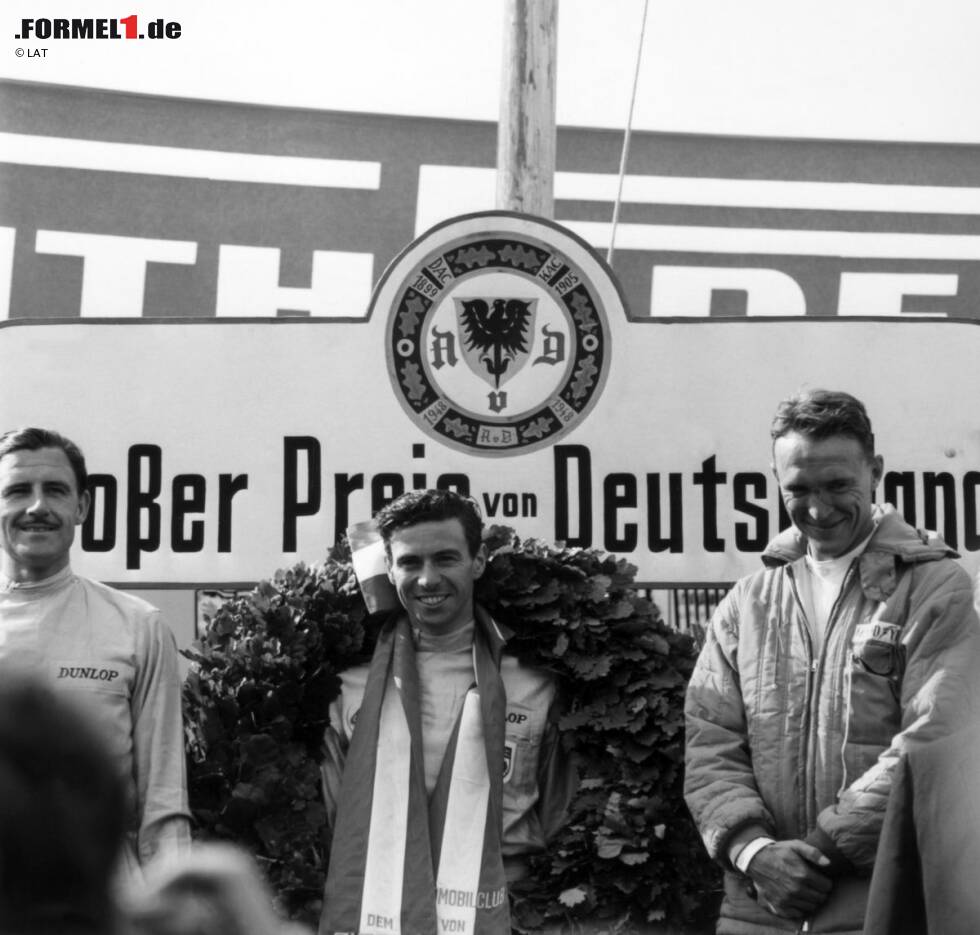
(684, 506, 980, 935)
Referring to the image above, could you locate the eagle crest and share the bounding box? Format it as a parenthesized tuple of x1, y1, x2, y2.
(457, 297, 535, 389)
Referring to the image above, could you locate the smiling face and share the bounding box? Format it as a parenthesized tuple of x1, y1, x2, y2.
(386, 517, 487, 636)
(0, 447, 91, 583)
(773, 431, 883, 561)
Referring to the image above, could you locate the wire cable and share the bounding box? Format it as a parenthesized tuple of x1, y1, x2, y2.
(607, 0, 650, 267)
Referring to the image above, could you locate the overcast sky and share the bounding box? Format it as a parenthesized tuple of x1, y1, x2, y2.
(3, 0, 980, 142)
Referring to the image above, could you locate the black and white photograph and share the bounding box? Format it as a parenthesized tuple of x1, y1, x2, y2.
(1, 2, 978, 933)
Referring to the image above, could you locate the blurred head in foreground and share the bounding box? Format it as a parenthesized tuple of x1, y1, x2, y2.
(0, 671, 126, 934)
(127, 842, 311, 935)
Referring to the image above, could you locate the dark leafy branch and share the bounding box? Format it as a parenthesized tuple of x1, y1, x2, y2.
(182, 529, 720, 932)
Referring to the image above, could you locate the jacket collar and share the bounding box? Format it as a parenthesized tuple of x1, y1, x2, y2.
(761, 504, 957, 601)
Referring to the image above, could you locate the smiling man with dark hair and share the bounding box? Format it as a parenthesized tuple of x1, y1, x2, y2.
(684, 390, 980, 935)
(0, 427, 190, 874)
(319, 489, 575, 935)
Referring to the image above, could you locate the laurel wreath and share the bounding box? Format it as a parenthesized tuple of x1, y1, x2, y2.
(181, 527, 720, 932)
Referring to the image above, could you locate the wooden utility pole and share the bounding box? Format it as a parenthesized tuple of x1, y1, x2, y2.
(496, 0, 558, 218)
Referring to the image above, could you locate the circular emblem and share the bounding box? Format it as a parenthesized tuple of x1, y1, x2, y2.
(377, 212, 619, 456)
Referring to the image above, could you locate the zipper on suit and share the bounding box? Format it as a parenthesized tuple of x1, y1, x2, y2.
(795, 559, 859, 934)
(804, 560, 859, 824)
(827, 561, 859, 797)
(786, 567, 816, 835)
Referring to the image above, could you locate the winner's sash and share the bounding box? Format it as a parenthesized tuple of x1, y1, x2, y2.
(320, 609, 510, 935)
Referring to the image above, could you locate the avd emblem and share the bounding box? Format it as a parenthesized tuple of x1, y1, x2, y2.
(380, 213, 617, 455)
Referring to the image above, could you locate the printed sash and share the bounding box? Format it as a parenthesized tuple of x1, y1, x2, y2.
(320, 610, 510, 935)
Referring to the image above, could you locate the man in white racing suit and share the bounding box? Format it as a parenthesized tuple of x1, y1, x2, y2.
(0, 427, 191, 872)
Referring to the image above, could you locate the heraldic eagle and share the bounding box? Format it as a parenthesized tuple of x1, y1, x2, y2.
(458, 298, 533, 388)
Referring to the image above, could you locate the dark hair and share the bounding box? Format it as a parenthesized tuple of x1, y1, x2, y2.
(0, 427, 88, 493)
(0, 672, 126, 931)
(770, 389, 875, 460)
(374, 489, 483, 557)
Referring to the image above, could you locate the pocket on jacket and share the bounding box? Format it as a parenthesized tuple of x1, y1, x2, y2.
(852, 639, 903, 679)
(851, 621, 904, 674)
(504, 705, 539, 789)
(846, 632, 903, 752)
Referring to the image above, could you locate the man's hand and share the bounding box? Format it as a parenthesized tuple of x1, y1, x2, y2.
(746, 839, 832, 920)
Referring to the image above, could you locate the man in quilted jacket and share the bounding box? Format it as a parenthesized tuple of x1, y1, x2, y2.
(684, 388, 980, 934)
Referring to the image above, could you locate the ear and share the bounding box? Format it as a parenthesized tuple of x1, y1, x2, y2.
(472, 543, 487, 580)
(75, 488, 91, 526)
(771, 461, 784, 491)
(385, 552, 395, 585)
(870, 454, 884, 487)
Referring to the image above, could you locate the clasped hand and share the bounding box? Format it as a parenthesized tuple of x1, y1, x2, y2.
(747, 839, 832, 920)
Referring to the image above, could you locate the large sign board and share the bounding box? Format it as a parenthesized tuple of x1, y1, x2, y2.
(2, 214, 978, 588)
(2, 83, 979, 589)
